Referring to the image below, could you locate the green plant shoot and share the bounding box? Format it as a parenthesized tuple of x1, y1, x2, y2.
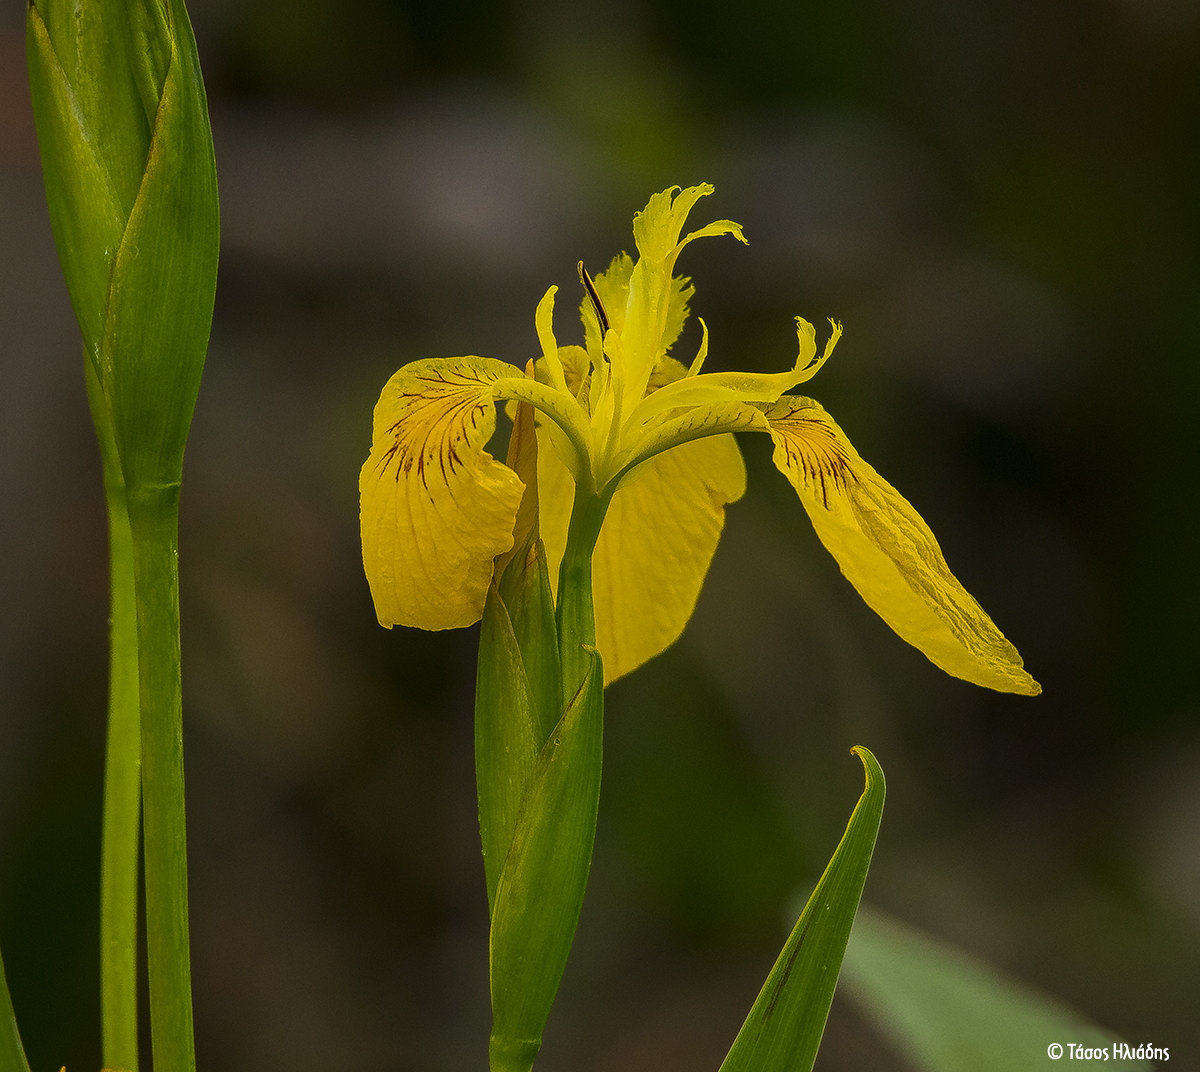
(720, 746, 885, 1072)
(26, 0, 219, 1067)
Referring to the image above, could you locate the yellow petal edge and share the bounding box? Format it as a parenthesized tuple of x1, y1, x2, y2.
(360, 356, 526, 630)
(764, 396, 1041, 695)
(536, 418, 747, 685)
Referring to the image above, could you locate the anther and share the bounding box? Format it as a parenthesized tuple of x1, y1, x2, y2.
(578, 261, 610, 336)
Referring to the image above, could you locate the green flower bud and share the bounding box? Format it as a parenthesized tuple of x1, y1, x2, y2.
(27, 0, 219, 492)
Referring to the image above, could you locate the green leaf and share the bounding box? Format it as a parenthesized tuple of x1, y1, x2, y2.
(89, 347, 143, 1072)
(719, 745, 885, 1072)
(127, 0, 172, 127)
(27, 0, 151, 211)
(840, 907, 1154, 1071)
(498, 537, 563, 749)
(0, 945, 31, 1072)
(488, 648, 604, 1072)
(476, 583, 541, 914)
(26, 2, 131, 357)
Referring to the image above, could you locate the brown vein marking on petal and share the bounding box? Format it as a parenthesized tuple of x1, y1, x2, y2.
(375, 365, 499, 492)
(770, 398, 856, 509)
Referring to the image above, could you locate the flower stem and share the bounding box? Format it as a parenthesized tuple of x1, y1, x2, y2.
(554, 489, 612, 702)
(128, 481, 195, 1072)
(90, 365, 141, 1072)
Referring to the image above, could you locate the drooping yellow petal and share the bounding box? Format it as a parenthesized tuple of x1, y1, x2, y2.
(536, 417, 747, 684)
(360, 357, 526, 630)
(764, 396, 1041, 695)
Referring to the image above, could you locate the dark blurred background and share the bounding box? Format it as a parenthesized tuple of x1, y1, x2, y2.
(3, 0, 1199, 1069)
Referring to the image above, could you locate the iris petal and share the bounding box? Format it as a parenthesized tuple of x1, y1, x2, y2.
(622, 185, 746, 410)
(360, 357, 526, 630)
(593, 433, 746, 683)
(764, 395, 1041, 695)
(537, 422, 746, 684)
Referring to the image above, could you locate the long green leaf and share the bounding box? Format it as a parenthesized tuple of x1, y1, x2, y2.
(128, 485, 195, 1072)
(494, 393, 561, 750)
(719, 745, 885, 1072)
(476, 583, 541, 914)
(89, 360, 142, 1072)
(0, 945, 31, 1072)
(488, 648, 604, 1072)
(841, 907, 1154, 1071)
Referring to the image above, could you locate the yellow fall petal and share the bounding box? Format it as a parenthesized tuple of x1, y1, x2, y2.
(360, 356, 526, 630)
(764, 396, 1041, 695)
(537, 419, 747, 684)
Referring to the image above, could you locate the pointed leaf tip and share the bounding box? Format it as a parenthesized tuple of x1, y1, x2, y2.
(720, 746, 885, 1072)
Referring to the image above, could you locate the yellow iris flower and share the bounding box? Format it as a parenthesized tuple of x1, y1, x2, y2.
(360, 184, 1040, 696)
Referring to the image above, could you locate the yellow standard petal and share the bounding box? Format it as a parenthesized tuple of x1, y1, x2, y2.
(764, 396, 1041, 695)
(360, 356, 526, 630)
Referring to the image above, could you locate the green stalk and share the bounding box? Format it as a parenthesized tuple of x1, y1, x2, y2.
(554, 489, 612, 703)
(89, 366, 141, 1072)
(128, 481, 194, 1072)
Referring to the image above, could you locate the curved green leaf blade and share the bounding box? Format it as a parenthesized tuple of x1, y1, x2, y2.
(0, 946, 31, 1072)
(719, 745, 885, 1072)
(841, 907, 1154, 1071)
(488, 649, 603, 1072)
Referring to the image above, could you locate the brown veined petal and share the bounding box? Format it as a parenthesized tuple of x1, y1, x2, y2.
(763, 396, 1041, 695)
(536, 422, 747, 685)
(360, 356, 526, 630)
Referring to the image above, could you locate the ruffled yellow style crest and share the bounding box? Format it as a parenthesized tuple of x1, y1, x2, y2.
(360, 184, 1040, 695)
